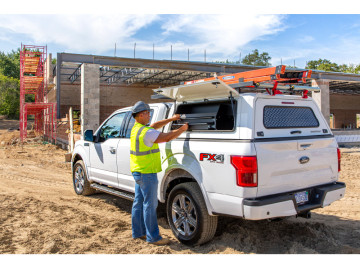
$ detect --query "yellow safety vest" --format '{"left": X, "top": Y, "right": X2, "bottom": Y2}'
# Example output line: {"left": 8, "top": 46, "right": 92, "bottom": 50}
{"left": 130, "top": 122, "right": 162, "bottom": 173}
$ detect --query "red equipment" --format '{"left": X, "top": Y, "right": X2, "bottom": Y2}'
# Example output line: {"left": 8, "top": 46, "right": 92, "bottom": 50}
{"left": 19, "top": 44, "right": 56, "bottom": 142}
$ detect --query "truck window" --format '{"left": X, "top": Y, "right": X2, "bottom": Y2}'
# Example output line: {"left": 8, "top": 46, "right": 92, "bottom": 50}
{"left": 171, "top": 100, "right": 236, "bottom": 131}
{"left": 98, "top": 112, "right": 126, "bottom": 142}
{"left": 263, "top": 106, "right": 319, "bottom": 129}
{"left": 124, "top": 109, "right": 154, "bottom": 138}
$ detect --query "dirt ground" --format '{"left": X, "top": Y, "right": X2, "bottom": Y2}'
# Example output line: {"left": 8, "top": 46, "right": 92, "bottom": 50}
{"left": 1, "top": 119, "right": 360, "bottom": 254}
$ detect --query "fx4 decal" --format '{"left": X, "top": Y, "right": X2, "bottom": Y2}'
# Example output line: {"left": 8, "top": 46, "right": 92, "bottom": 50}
{"left": 199, "top": 153, "right": 224, "bottom": 163}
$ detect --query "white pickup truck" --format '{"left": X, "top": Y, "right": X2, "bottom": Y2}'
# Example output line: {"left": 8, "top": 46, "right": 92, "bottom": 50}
{"left": 72, "top": 79, "right": 345, "bottom": 246}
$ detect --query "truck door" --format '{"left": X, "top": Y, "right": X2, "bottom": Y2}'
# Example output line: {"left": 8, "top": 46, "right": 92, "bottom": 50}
{"left": 116, "top": 108, "right": 158, "bottom": 192}
{"left": 88, "top": 112, "right": 126, "bottom": 187}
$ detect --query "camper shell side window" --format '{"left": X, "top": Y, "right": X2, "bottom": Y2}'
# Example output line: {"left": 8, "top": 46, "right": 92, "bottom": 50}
{"left": 171, "top": 99, "right": 237, "bottom": 131}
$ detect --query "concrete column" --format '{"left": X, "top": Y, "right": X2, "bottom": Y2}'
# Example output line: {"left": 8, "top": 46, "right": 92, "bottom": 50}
{"left": 81, "top": 63, "right": 100, "bottom": 135}
{"left": 311, "top": 79, "right": 330, "bottom": 126}
{"left": 45, "top": 53, "right": 52, "bottom": 85}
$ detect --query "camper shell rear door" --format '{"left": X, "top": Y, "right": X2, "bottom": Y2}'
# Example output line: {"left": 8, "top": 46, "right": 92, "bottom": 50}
{"left": 154, "top": 79, "right": 239, "bottom": 102}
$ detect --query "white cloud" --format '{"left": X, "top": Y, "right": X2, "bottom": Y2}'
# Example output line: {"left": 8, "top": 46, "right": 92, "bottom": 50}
{"left": 0, "top": 14, "right": 287, "bottom": 60}
{"left": 0, "top": 14, "right": 159, "bottom": 54}
{"left": 160, "top": 14, "right": 287, "bottom": 56}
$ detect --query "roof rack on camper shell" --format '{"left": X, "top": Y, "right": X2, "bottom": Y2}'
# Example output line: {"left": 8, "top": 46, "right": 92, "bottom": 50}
{"left": 152, "top": 65, "right": 320, "bottom": 100}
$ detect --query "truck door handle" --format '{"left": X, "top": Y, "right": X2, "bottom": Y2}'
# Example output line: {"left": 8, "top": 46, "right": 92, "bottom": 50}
{"left": 291, "top": 130, "right": 302, "bottom": 134}
{"left": 300, "top": 144, "right": 312, "bottom": 149}
{"left": 109, "top": 147, "right": 116, "bottom": 154}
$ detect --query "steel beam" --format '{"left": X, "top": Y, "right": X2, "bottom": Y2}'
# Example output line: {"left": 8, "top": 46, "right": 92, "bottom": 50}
{"left": 59, "top": 53, "right": 255, "bottom": 74}
{"left": 100, "top": 66, "right": 113, "bottom": 78}
{"left": 105, "top": 68, "right": 145, "bottom": 85}
{"left": 139, "top": 70, "right": 167, "bottom": 84}
{"left": 69, "top": 65, "right": 82, "bottom": 83}
{"left": 58, "top": 53, "right": 360, "bottom": 82}
{"left": 312, "top": 71, "right": 360, "bottom": 82}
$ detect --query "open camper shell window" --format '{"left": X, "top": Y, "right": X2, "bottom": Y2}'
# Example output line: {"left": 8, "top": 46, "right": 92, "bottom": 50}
{"left": 171, "top": 99, "right": 237, "bottom": 131}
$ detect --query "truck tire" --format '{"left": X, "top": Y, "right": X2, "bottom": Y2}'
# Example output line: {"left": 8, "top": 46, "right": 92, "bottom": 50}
{"left": 73, "top": 160, "right": 95, "bottom": 196}
{"left": 166, "top": 182, "right": 218, "bottom": 246}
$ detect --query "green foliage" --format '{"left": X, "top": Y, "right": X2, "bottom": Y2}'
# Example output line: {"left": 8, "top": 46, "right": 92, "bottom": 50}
{"left": 305, "top": 59, "right": 360, "bottom": 74}
{"left": 338, "top": 63, "right": 360, "bottom": 74}
{"left": 305, "top": 59, "right": 340, "bottom": 72}
{"left": 214, "top": 59, "right": 239, "bottom": 64}
{"left": 52, "top": 58, "right": 57, "bottom": 65}
{"left": 0, "top": 48, "right": 38, "bottom": 119}
{"left": 0, "top": 49, "right": 20, "bottom": 79}
{"left": 241, "top": 49, "right": 271, "bottom": 66}
{"left": 0, "top": 49, "right": 21, "bottom": 118}
{"left": 0, "top": 74, "right": 20, "bottom": 118}
{"left": 213, "top": 49, "right": 271, "bottom": 66}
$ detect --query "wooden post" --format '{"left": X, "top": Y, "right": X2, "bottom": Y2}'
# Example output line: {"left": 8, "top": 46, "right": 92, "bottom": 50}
{"left": 69, "top": 107, "right": 74, "bottom": 153}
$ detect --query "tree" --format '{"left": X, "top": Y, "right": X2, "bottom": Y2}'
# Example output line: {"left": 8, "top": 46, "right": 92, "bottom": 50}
{"left": 214, "top": 59, "right": 237, "bottom": 64}
{"left": 338, "top": 63, "right": 360, "bottom": 74}
{"left": 0, "top": 74, "right": 20, "bottom": 118}
{"left": 0, "top": 49, "right": 21, "bottom": 118}
{"left": 305, "top": 59, "right": 339, "bottom": 72}
{"left": 241, "top": 49, "right": 271, "bottom": 66}
{"left": 0, "top": 49, "right": 20, "bottom": 79}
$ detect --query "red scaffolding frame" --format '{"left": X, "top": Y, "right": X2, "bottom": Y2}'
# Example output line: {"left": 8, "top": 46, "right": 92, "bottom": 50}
{"left": 19, "top": 44, "right": 56, "bottom": 142}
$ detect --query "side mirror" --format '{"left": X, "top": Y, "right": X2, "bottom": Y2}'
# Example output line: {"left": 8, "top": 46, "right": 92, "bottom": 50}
{"left": 84, "top": 130, "right": 94, "bottom": 142}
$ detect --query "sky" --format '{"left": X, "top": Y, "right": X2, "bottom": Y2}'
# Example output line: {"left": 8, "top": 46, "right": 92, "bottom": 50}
{"left": 1, "top": 1, "right": 360, "bottom": 69}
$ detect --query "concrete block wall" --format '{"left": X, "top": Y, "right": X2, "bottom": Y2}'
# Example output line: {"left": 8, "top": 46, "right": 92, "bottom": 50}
{"left": 55, "top": 82, "right": 168, "bottom": 122}
{"left": 330, "top": 109, "right": 358, "bottom": 129}
{"left": 330, "top": 94, "right": 360, "bottom": 128}
{"left": 51, "top": 77, "right": 168, "bottom": 143}
{"left": 311, "top": 80, "right": 360, "bottom": 129}
{"left": 99, "top": 84, "right": 168, "bottom": 122}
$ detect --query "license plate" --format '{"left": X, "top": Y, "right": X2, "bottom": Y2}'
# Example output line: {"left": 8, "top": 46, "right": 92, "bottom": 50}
{"left": 295, "top": 191, "right": 309, "bottom": 205}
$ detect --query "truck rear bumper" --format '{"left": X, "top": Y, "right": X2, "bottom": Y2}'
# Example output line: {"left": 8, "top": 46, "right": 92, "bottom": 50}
{"left": 243, "top": 182, "right": 346, "bottom": 220}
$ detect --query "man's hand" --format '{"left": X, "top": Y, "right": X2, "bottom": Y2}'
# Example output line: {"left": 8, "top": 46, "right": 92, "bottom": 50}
{"left": 179, "top": 123, "right": 188, "bottom": 132}
{"left": 154, "top": 123, "right": 189, "bottom": 143}
{"left": 171, "top": 114, "right": 181, "bottom": 121}
{"left": 151, "top": 114, "right": 181, "bottom": 129}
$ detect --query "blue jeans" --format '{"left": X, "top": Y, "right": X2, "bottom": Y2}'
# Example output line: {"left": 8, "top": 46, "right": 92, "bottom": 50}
{"left": 131, "top": 172, "right": 162, "bottom": 243}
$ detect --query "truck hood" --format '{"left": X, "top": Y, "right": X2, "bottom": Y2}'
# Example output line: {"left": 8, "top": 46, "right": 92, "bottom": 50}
{"left": 153, "top": 79, "right": 239, "bottom": 102}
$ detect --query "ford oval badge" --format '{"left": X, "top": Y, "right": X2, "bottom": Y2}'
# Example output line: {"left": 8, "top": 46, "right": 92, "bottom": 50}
{"left": 299, "top": 156, "right": 310, "bottom": 164}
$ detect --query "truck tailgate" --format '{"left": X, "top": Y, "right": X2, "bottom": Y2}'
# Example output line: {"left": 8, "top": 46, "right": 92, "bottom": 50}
{"left": 255, "top": 138, "right": 338, "bottom": 197}
{"left": 254, "top": 96, "right": 339, "bottom": 197}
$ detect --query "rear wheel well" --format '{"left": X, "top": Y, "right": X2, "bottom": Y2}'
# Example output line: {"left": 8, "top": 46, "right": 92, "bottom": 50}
{"left": 164, "top": 169, "right": 197, "bottom": 200}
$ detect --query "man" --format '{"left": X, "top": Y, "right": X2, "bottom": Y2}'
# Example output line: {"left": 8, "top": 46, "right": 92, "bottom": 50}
{"left": 130, "top": 101, "right": 188, "bottom": 245}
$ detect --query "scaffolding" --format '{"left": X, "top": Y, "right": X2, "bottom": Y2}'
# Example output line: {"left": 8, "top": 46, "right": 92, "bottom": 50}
{"left": 19, "top": 44, "right": 56, "bottom": 142}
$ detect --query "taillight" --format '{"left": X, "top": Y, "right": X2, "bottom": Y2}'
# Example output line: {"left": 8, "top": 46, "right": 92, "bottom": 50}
{"left": 337, "top": 148, "right": 341, "bottom": 172}
{"left": 230, "top": 156, "right": 258, "bottom": 187}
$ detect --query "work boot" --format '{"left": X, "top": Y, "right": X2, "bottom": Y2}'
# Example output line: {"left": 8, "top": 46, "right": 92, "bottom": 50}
{"left": 151, "top": 238, "right": 170, "bottom": 245}
{"left": 133, "top": 235, "right": 146, "bottom": 240}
